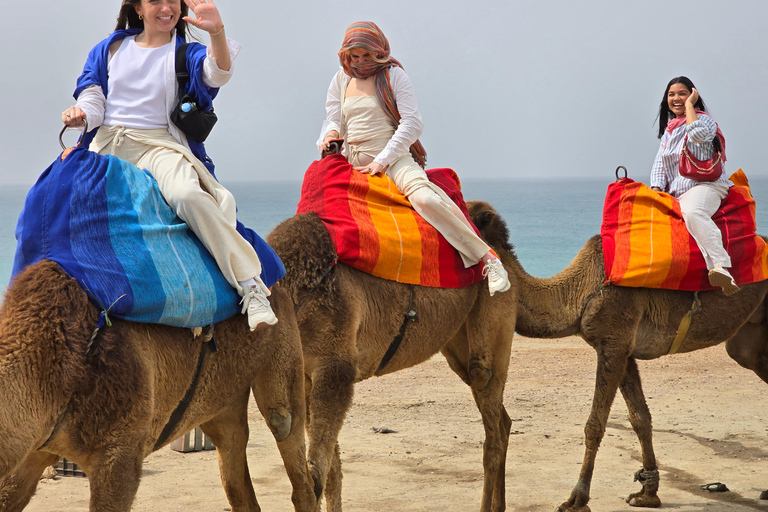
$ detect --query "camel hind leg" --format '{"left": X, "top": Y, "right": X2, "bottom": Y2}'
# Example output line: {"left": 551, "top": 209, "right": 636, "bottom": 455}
{"left": 250, "top": 312, "right": 318, "bottom": 512}
{"left": 442, "top": 309, "right": 514, "bottom": 512}
{"left": 619, "top": 357, "right": 661, "bottom": 508}
{"left": 725, "top": 303, "right": 768, "bottom": 384}
{"left": 0, "top": 451, "right": 60, "bottom": 512}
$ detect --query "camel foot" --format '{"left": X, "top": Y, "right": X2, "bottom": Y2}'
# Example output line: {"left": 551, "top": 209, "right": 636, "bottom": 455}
{"left": 556, "top": 498, "right": 590, "bottom": 512}
{"left": 626, "top": 491, "right": 661, "bottom": 508}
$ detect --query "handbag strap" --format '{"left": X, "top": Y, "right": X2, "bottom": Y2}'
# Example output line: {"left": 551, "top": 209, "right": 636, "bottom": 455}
{"left": 175, "top": 43, "right": 190, "bottom": 93}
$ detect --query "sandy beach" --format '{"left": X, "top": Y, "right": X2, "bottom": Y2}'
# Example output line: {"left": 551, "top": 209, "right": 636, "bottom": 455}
{"left": 22, "top": 335, "right": 768, "bottom": 512}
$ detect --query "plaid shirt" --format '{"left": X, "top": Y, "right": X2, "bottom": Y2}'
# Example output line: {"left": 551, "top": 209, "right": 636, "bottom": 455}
{"left": 650, "top": 114, "right": 731, "bottom": 197}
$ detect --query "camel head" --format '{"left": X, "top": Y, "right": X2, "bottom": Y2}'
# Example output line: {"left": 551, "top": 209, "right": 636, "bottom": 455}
{"left": 466, "top": 200, "right": 515, "bottom": 255}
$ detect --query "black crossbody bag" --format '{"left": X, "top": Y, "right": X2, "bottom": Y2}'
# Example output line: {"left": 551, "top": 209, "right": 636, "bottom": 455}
{"left": 170, "top": 43, "right": 218, "bottom": 143}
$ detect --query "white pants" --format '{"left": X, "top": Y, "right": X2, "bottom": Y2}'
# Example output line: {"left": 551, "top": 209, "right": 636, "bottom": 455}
{"left": 350, "top": 148, "right": 490, "bottom": 267}
{"left": 91, "top": 125, "right": 261, "bottom": 295}
{"left": 678, "top": 181, "right": 731, "bottom": 269}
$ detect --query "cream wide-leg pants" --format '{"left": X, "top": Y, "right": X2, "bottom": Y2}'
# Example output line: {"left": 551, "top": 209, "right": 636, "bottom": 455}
{"left": 90, "top": 125, "right": 261, "bottom": 295}
{"left": 678, "top": 181, "right": 732, "bottom": 270}
{"left": 348, "top": 142, "right": 490, "bottom": 268}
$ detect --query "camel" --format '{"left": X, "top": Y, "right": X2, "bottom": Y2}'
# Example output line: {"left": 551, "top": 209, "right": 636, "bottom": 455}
{"left": 0, "top": 260, "right": 317, "bottom": 512}
{"left": 266, "top": 208, "right": 518, "bottom": 512}
{"left": 463, "top": 200, "right": 768, "bottom": 512}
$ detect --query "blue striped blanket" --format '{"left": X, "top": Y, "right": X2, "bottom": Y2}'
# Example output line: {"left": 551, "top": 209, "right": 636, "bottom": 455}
{"left": 12, "top": 146, "right": 285, "bottom": 328}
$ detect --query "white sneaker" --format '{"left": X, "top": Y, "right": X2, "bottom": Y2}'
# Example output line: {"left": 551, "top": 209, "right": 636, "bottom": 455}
{"left": 708, "top": 267, "right": 740, "bottom": 296}
{"left": 240, "top": 285, "right": 277, "bottom": 330}
{"left": 482, "top": 258, "right": 510, "bottom": 296}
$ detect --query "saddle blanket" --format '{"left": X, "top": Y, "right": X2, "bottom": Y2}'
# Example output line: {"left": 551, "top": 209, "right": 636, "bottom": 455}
{"left": 12, "top": 146, "right": 285, "bottom": 328}
{"left": 296, "top": 155, "right": 485, "bottom": 287}
{"left": 601, "top": 170, "right": 768, "bottom": 290}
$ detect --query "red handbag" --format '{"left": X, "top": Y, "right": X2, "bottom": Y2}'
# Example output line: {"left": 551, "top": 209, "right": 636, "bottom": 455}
{"left": 679, "top": 134, "right": 723, "bottom": 181}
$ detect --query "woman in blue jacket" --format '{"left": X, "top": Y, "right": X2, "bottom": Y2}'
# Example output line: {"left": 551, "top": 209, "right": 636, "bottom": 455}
{"left": 62, "top": 0, "right": 276, "bottom": 329}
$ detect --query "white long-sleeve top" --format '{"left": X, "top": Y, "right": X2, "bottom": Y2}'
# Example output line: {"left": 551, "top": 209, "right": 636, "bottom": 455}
{"left": 650, "top": 113, "right": 731, "bottom": 198}
{"left": 76, "top": 29, "right": 240, "bottom": 148}
{"left": 316, "top": 67, "right": 424, "bottom": 167}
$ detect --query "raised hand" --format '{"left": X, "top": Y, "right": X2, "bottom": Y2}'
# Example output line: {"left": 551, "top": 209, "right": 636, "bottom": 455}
{"left": 686, "top": 87, "right": 699, "bottom": 107}
{"left": 183, "top": 0, "right": 224, "bottom": 34}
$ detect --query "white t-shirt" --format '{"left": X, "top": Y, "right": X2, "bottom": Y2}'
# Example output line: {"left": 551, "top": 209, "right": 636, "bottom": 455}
{"left": 104, "top": 36, "right": 170, "bottom": 129}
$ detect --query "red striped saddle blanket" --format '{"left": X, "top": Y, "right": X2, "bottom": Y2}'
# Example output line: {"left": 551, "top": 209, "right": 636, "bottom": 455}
{"left": 296, "top": 155, "right": 485, "bottom": 287}
{"left": 601, "top": 170, "right": 768, "bottom": 290}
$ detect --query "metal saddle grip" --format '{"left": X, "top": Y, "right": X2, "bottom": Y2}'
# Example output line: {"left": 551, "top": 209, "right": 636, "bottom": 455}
{"left": 60, "top": 119, "right": 89, "bottom": 160}
{"left": 321, "top": 138, "right": 344, "bottom": 159}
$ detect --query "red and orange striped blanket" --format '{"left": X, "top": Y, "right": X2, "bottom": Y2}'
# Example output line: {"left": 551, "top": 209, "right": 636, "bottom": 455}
{"left": 601, "top": 170, "right": 768, "bottom": 290}
{"left": 296, "top": 155, "right": 485, "bottom": 287}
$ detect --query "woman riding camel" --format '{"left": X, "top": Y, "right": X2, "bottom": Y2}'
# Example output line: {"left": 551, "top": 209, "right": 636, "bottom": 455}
{"left": 317, "top": 21, "right": 510, "bottom": 295}
{"left": 62, "top": 0, "right": 276, "bottom": 329}
{"left": 650, "top": 76, "right": 739, "bottom": 296}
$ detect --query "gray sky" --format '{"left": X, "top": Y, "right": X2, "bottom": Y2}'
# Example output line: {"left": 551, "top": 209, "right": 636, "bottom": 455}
{"left": 2, "top": 0, "right": 766, "bottom": 184}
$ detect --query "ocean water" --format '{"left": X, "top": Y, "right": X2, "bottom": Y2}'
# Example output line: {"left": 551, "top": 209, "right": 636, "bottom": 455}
{"left": 3, "top": 176, "right": 768, "bottom": 295}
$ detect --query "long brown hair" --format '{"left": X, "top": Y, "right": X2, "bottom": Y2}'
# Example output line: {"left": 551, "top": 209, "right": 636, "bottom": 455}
{"left": 114, "top": 0, "right": 189, "bottom": 40}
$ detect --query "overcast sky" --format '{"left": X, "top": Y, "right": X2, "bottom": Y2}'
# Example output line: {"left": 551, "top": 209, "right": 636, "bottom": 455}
{"left": 2, "top": 0, "right": 766, "bottom": 185}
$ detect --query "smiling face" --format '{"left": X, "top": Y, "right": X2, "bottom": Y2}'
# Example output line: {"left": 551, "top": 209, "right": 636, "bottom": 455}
{"left": 667, "top": 83, "right": 691, "bottom": 117}
{"left": 135, "top": 0, "right": 181, "bottom": 36}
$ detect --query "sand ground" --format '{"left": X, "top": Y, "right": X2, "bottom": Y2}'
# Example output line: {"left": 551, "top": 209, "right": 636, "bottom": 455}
{"left": 23, "top": 336, "right": 768, "bottom": 512}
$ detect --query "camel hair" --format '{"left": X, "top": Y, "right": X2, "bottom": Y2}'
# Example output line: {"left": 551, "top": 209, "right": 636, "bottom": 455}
{"left": 464, "top": 198, "right": 768, "bottom": 512}
{"left": 266, "top": 203, "right": 518, "bottom": 512}
{"left": 0, "top": 260, "right": 317, "bottom": 512}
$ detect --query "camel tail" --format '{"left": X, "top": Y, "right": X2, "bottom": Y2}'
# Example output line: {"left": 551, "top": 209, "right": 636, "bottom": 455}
{"left": 0, "top": 260, "right": 96, "bottom": 477}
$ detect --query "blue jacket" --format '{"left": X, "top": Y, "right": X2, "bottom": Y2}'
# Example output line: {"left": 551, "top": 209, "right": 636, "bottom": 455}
{"left": 74, "top": 29, "right": 218, "bottom": 172}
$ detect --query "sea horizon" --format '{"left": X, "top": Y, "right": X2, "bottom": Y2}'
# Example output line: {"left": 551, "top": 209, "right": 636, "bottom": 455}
{"left": 2, "top": 176, "right": 768, "bottom": 297}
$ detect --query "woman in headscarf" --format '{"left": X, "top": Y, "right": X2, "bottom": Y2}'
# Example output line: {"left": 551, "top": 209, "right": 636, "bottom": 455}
{"left": 317, "top": 21, "right": 510, "bottom": 295}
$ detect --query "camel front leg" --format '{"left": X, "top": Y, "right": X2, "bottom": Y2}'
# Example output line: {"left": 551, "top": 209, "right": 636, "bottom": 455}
{"left": 84, "top": 445, "right": 144, "bottom": 512}
{"left": 0, "top": 451, "right": 60, "bottom": 512}
{"left": 324, "top": 443, "right": 343, "bottom": 512}
{"left": 305, "top": 356, "right": 356, "bottom": 512}
{"left": 558, "top": 342, "right": 631, "bottom": 512}
{"left": 200, "top": 398, "right": 261, "bottom": 512}
{"left": 619, "top": 357, "right": 661, "bottom": 508}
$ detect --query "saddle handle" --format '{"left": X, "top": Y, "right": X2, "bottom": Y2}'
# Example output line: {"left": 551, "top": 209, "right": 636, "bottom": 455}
{"left": 59, "top": 120, "right": 89, "bottom": 151}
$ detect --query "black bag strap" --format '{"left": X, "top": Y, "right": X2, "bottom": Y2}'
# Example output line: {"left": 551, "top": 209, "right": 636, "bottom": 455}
{"left": 175, "top": 43, "right": 190, "bottom": 92}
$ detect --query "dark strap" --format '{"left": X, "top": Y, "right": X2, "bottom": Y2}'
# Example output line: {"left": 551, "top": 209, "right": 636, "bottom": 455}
{"left": 154, "top": 335, "right": 216, "bottom": 450}
{"left": 376, "top": 288, "right": 418, "bottom": 375}
{"left": 175, "top": 43, "right": 190, "bottom": 91}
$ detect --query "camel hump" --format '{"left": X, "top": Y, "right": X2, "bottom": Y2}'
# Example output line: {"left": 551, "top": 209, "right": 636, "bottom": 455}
{"left": 267, "top": 213, "right": 338, "bottom": 300}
